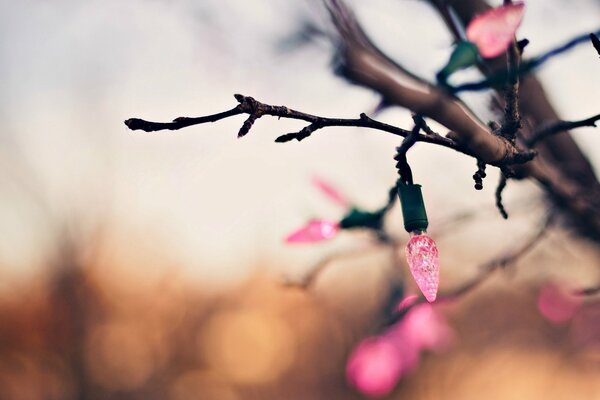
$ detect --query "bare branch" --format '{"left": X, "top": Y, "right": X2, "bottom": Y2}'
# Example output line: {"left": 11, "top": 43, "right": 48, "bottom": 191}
{"left": 443, "top": 212, "right": 554, "bottom": 300}
{"left": 431, "top": 0, "right": 600, "bottom": 242}
{"left": 125, "top": 94, "right": 535, "bottom": 167}
{"left": 323, "top": 0, "right": 530, "bottom": 165}
{"left": 125, "top": 106, "right": 242, "bottom": 132}
{"left": 500, "top": 40, "right": 522, "bottom": 139}
{"left": 495, "top": 173, "right": 509, "bottom": 219}
{"left": 591, "top": 33, "right": 600, "bottom": 57}
{"left": 526, "top": 113, "right": 600, "bottom": 147}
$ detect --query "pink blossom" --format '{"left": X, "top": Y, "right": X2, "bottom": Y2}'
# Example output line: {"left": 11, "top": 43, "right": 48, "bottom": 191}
{"left": 466, "top": 2, "right": 525, "bottom": 58}
{"left": 311, "top": 175, "right": 350, "bottom": 208}
{"left": 537, "top": 281, "right": 582, "bottom": 324}
{"left": 284, "top": 219, "right": 340, "bottom": 243}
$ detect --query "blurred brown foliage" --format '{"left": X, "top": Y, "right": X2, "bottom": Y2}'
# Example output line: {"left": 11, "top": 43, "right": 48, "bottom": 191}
{"left": 0, "top": 241, "right": 599, "bottom": 400}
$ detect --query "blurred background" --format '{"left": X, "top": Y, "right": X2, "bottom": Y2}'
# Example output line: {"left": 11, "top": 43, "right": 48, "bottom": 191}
{"left": 0, "top": 0, "right": 599, "bottom": 398}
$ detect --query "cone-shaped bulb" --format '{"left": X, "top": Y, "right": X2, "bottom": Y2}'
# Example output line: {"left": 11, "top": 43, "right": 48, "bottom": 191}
{"left": 466, "top": 2, "right": 525, "bottom": 58}
{"left": 405, "top": 232, "right": 439, "bottom": 302}
{"left": 285, "top": 219, "right": 340, "bottom": 244}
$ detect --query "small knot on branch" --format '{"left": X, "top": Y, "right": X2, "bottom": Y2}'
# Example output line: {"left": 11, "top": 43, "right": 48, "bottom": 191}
{"left": 233, "top": 94, "right": 266, "bottom": 138}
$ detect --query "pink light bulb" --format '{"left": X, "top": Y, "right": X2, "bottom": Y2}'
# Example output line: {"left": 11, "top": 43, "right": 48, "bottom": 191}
{"left": 346, "top": 336, "right": 405, "bottom": 398}
{"left": 311, "top": 175, "right": 351, "bottom": 208}
{"left": 285, "top": 219, "right": 340, "bottom": 244}
{"left": 466, "top": 2, "right": 525, "bottom": 58}
{"left": 537, "top": 281, "right": 582, "bottom": 324}
{"left": 405, "top": 232, "right": 439, "bottom": 302}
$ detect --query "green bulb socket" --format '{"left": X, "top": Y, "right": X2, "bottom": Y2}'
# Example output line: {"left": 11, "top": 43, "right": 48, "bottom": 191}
{"left": 339, "top": 208, "right": 383, "bottom": 231}
{"left": 436, "top": 40, "right": 479, "bottom": 83}
{"left": 397, "top": 182, "right": 429, "bottom": 233}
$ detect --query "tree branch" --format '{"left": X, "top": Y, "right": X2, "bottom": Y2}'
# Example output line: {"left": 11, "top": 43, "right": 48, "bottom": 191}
{"left": 323, "top": 0, "right": 531, "bottom": 165}
{"left": 125, "top": 94, "right": 535, "bottom": 167}
{"left": 430, "top": 0, "right": 600, "bottom": 242}
{"left": 526, "top": 113, "right": 600, "bottom": 147}
{"left": 125, "top": 106, "right": 242, "bottom": 132}
{"left": 500, "top": 40, "right": 523, "bottom": 139}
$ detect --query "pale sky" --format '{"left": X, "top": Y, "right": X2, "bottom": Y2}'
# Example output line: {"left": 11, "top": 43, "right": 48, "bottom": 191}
{"left": 0, "top": 0, "right": 599, "bottom": 290}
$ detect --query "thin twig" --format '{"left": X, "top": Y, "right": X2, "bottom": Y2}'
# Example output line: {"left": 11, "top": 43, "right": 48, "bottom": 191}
{"left": 526, "top": 113, "right": 600, "bottom": 147}
{"left": 591, "top": 33, "right": 600, "bottom": 57}
{"left": 451, "top": 28, "right": 600, "bottom": 93}
{"left": 125, "top": 94, "right": 535, "bottom": 168}
{"left": 575, "top": 286, "right": 600, "bottom": 296}
{"left": 394, "top": 115, "right": 425, "bottom": 183}
{"left": 125, "top": 106, "right": 242, "bottom": 132}
{"left": 495, "top": 173, "right": 509, "bottom": 219}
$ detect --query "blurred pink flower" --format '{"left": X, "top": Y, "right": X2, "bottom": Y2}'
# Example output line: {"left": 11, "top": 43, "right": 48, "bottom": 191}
{"left": 466, "top": 2, "right": 525, "bottom": 58}
{"left": 311, "top": 175, "right": 350, "bottom": 208}
{"left": 346, "top": 297, "right": 454, "bottom": 397}
{"left": 284, "top": 219, "right": 340, "bottom": 243}
{"left": 537, "top": 281, "right": 582, "bottom": 324}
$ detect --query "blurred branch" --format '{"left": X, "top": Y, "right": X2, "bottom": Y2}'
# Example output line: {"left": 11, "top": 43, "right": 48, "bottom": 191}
{"left": 500, "top": 39, "right": 523, "bottom": 140}
{"left": 386, "top": 212, "right": 555, "bottom": 326}
{"left": 576, "top": 286, "right": 600, "bottom": 296}
{"left": 323, "top": 0, "right": 532, "bottom": 165}
{"left": 429, "top": 0, "right": 600, "bottom": 242}
{"left": 495, "top": 173, "right": 509, "bottom": 219}
{"left": 443, "top": 211, "right": 555, "bottom": 300}
{"left": 526, "top": 113, "right": 600, "bottom": 147}
{"left": 591, "top": 33, "right": 600, "bottom": 57}
{"left": 450, "top": 29, "right": 600, "bottom": 93}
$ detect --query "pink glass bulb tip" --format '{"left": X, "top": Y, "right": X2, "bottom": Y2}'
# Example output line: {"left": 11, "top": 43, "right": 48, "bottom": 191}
{"left": 285, "top": 219, "right": 340, "bottom": 244}
{"left": 405, "top": 233, "right": 439, "bottom": 302}
{"left": 466, "top": 2, "right": 525, "bottom": 58}
{"left": 311, "top": 175, "right": 350, "bottom": 208}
